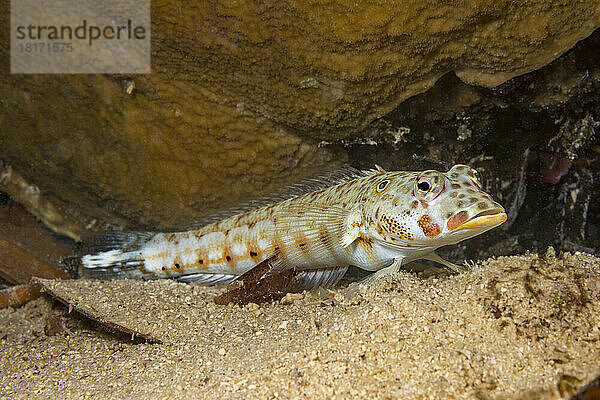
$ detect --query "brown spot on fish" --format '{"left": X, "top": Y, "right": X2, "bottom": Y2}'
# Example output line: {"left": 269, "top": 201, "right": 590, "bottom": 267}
{"left": 457, "top": 201, "right": 464, "bottom": 208}
{"left": 458, "top": 193, "right": 465, "bottom": 198}
{"left": 449, "top": 192, "right": 457, "bottom": 198}
{"left": 451, "top": 183, "right": 460, "bottom": 189}
{"left": 411, "top": 200, "right": 419, "bottom": 208}
{"left": 376, "top": 224, "right": 387, "bottom": 238}
{"left": 418, "top": 215, "right": 441, "bottom": 238}
{"left": 451, "top": 173, "right": 459, "bottom": 178}
{"left": 248, "top": 221, "right": 257, "bottom": 229}
{"left": 272, "top": 238, "right": 285, "bottom": 256}
{"left": 420, "top": 201, "right": 429, "bottom": 208}
{"left": 467, "top": 188, "right": 476, "bottom": 194}
{"left": 447, "top": 211, "right": 469, "bottom": 230}
{"left": 146, "top": 251, "right": 169, "bottom": 261}
{"left": 318, "top": 226, "right": 344, "bottom": 262}
{"left": 382, "top": 215, "right": 413, "bottom": 240}
{"left": 478, "top": 201, "right": 489, "bottom": 209}
{"left": 357, "top": 236, "right": 374, "bottom": 250}
{"left": 319, "top": 229, "right": 328, "bottom": 243}
{"left": 297, "top": 240, "right": 312, "bottom": 259}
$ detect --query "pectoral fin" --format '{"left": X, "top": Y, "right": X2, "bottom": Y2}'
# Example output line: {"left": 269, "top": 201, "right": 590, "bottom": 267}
{"left": 340, "top": 208, "right": 363, "bottom": 248}
{"left": 275, "top": 204, "right": 364, "bottom": 269}
{"left": 421, "top": 252, "right": 470, "bottom": 273}
{"left": 343, "top": 258, "right": 404, "bottom": 298}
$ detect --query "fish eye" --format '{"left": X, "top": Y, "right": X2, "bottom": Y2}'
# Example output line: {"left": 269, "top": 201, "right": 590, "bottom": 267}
{"left": 417, "top": 181, "right": 430, "bottom": 192}
{"left": 376, "top": 179, "right": 390, "bottom": 192}
{"left": 414, "top": 172, "right": 445, "bottom": 202}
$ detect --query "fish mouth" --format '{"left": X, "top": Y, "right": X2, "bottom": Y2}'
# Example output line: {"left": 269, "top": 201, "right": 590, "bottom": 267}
{"left": 454, "top": 208, "right": 507, "bottom": 231}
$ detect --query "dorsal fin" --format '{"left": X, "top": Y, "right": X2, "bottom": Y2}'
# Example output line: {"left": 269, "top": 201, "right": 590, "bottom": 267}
{"left": 172, "top": 166, "right": 367, "bottom": 231}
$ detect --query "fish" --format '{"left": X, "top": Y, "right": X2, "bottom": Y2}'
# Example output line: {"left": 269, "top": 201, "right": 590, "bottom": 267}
{"left": 64, "top": 164, "right": 507, "bottom": 290}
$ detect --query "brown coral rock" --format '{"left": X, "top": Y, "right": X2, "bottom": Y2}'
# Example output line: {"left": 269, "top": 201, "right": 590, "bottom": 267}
{"left": 0, "top": 1, "right": 598, "bottom": 231}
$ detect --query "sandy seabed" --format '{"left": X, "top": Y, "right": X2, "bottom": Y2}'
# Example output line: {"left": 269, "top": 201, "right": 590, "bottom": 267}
{"left": 1, "top": 250, "right": 599, "bottom": 399}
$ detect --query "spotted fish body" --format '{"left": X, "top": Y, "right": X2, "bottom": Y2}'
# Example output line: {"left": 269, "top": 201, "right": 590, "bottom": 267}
{"left": 73, "top": 165, "right": 507, "bottom": 288}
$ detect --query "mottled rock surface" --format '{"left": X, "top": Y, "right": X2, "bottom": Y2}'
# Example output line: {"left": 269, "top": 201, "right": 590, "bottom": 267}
{"left": 341, "top": 29, "right": 600, "bottom": 258}
{"left": 1, "top": 1, "right": 599, "bottom": 232}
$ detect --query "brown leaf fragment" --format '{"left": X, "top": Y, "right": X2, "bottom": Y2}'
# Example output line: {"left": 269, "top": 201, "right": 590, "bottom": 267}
{"left": 0, "top": 237, "right": 69, "bottom": 284}
{"left": 31, "top": 277, "right": 161, "bottom": 343}
{"left": 570, "top": 374, "right": 600, "bottom": 400}
{"left": 44, "top": 315, "right": 66, "bottom": 337}
{"left": 0, "top": 283, "right": 42, "bottom": 308}
{"left": 214, "top": 257, "right": 298, "bottom": 305}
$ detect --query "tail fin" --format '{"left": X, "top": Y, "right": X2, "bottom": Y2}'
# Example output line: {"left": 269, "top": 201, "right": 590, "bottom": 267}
{"left": 63, "top": 232, "right": 155, "bottom": 280}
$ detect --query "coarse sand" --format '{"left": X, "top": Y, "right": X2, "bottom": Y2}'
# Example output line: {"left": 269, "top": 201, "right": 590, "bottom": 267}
{"left": 1, "top": 250, "right": 599, "bottom": 399}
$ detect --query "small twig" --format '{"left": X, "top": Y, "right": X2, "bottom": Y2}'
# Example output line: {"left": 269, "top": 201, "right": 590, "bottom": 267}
{"left": 0, "top": 283, "right": 42, "bottom": 308}
{"left": 0, "top": 159, "right": 84, "bottom": 241}
{"left": 0, "top": 237, "right": 69, "bottom": 284}
{"left": 32, "top": 278, "right": 161, "bottom": 343}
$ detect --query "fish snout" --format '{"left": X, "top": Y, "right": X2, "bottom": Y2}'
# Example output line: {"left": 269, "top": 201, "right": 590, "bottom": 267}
{"left": 446, "top": 200, "right": 506, "bottom": 232}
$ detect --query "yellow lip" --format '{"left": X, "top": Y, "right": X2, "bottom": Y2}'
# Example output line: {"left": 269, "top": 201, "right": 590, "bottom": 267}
{"left": 455, "top": 212, "right": 507, "bottom": 230}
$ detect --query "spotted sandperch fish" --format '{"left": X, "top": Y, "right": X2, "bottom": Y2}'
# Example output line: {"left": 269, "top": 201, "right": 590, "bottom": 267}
{"left": 66, "top": 165, "right": 507, "bottom": 289}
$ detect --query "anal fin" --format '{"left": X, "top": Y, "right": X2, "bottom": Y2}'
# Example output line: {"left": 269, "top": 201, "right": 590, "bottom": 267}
{"left": 177, "top": 273, "right": 237, "bottom": 284}
{"left": 293, "top": 267, "right": 348, "bottom": 290}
